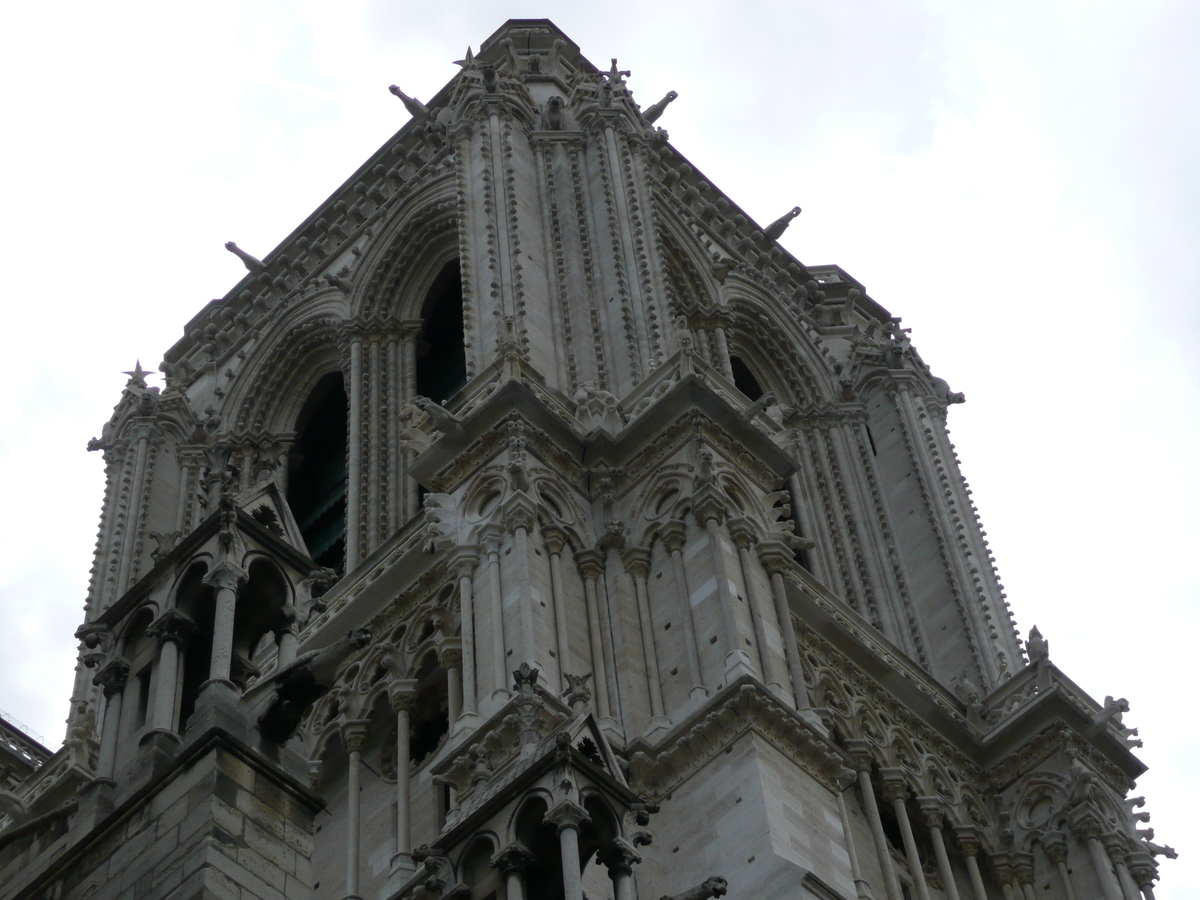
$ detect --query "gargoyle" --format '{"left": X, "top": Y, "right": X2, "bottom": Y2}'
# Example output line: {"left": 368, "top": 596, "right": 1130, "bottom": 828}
{"left": 763, "top": 206, "right": 801, "bottom": 240}
{"left": 414, "top": 396, "right": 464, "bottom": 436}
{"left": 0, "top": 774, "right": 30, "bottom": 827}
{"left": 642, "top": 90, "right": 678, "bottom": 124}
{"left": 256, "top": 628, "right": 371, "bottom": 743}
{"left": 659, "top": 876, "right": 728, "bottom": 900}
{"left": 225, "top": 241, "right": 265, "bottom": 274}
{"left": 388, "top": 85, "right": 430, "bottom": 121}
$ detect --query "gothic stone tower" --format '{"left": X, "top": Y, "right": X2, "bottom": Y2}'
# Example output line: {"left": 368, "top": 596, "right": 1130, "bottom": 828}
{"left": 0, "top": 19, "right": 1169, "bottom": 900}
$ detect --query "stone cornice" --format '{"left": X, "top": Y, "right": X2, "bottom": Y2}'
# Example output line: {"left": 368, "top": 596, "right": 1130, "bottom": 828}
{"left": 625, "top": 678, "right": 850, "bottom": 798}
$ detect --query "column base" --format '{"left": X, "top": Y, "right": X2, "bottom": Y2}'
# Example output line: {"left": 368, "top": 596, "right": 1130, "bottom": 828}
{"left": 689, "top": 685, "right": 710, "bottom": 701}
{"left": 185, "top": 680, "right": 248, "bottom": 742}
{"left": 138, "top": 728, "right": 183, "bottom": 750}
{"left": 451, "top": 711, "right": 483, "bottom": 738}
{"left": 645, "top": 716, "right": 672, "bottom": 741}
{"left": 722, "top": 650, "right": 756, "bottom": 685}
{"left": 599, "top": 716, "right": 624, "bottom": 746}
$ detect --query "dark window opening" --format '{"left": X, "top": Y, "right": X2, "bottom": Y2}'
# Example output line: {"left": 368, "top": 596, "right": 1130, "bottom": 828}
{"left": 415, "top": 262, "right": 467, "bottom": 405}
{"left": 730, "top": 356, "right": 765, "bottom": 402}
{"left": 177, "top": 562, "right": 215, "bottom": 730}
{"left": 288, "top": 373, "right": 348, "bottom": 577}
{"left": 230, "top": 560, "right": 288, "bottom": 689}
{"left": 408, "top": 654, "right": 450, "bottom": 766}
{"left": 515, "top": 797, "right": 566, "bottom": 900}
{"left": 134, "top": 665, "right": 152, "bottom": 729}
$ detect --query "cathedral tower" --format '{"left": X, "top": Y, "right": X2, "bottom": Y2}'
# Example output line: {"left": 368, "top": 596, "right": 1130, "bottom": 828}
{"left": 0, "top": 20, "right": 1169, "bottom": 900}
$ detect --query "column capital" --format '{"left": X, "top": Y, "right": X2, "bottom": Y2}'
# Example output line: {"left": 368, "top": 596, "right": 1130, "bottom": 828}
{"left": 989, "top": 851, "right": 1015, "bottom": 886}
{"left": 756, "top": 540, "right": 795, "bottom": 575}
{"left": 842, "top": 738, "right": 876, "bottom": 771}
{"left": 600, "top": 837, "right": 642, "bottom": 876}
{"left": 491, "top": 842, "right": 534, "bottom": 875}
{"left": 692, "top": 486, "right": 726, "bottom": 526}
{"left": 342, "top": 719, "right": 370, "bottom": 752}
{"left": 93, "top": 658, "right": 131, "bottom": 698}
{"left": 544, "top": 799, "right": 591, "bottom": 834}
{"left": 1013, "top": 851, "right": 1036, "bottom": 886}
{"left": 726, "top": 515, "right": 760, "bottom": 550}
{"left": 449, "top": 545, "right": 482, "bottom": 578}
{"left": 541, "top": 525, "right": 568, "bottom": 556}
{"left": 480, "top": 522, "right": 505, "bottom": 554}
{"left": 659, "top": 520, "right": 688, "bottom": 553}
{"left": 147, "top": 609, "right": 195, "bottom": 647}
{"left": 278, "top": 604, "right": 303, "bottom": 635}
{"left": 389, "top": 679, "right": 419, "bottom": 712}
{"left": 439, "top": 644, "right": 464, "bottom": 670}
{"left": 1069, "top": 807, "right": 1104, "bottom": 841}
{"left": 621, "top": 546, "right": 652, "bottom": 579}
{"left": 1101, "top": 833, "right": 1130, "bottom": 863}
{"left": 953, "top": 825, "right": 983, "bottom": 858}
{"left": 502, "top": 492, "right": 537, "bottom": 534}
{"left": 576, "top": 548, "right": 606, "bottom": 580}
{"left": 203, "top": 560, "right": 247, "bottom": 592}
{"left": 914, "top": 796, "right": 946, "bottom": 830}
{"left": 1127, "top": 851, "right": 1158, "bottom": 889}
{"left": 1042, "top": 830, "right": 1069, "bottom": 864}
{"left": 878, "top": 767, "right": 910, "bottom": 804}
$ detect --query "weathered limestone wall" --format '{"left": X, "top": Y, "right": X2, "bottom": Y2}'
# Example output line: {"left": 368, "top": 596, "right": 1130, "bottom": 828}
{"left": 642, "top": 734, "right": 855, "bottom": 900}
{"left": 1, "top": 739, "right": 318, "bottom": 900}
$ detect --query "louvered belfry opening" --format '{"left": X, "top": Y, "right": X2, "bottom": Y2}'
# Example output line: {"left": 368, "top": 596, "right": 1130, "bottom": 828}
{"left": 287, "top": 372, "right": 348, "bottom": 576}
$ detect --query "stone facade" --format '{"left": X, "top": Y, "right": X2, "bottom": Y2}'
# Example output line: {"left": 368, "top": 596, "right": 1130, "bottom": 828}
{"left": 0, "top": 18, "right": 1171, "bottom": 900}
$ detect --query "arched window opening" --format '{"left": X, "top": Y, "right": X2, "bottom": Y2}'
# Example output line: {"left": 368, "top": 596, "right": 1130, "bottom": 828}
{"left": 287, "top": 373, "right": 348, "bottom": 578}
{"left": 408, "top": 652, "right": 450, "bottom": 767}
{"left": 515, "top": 796, "right": 565, "bottom": 900}
{"left": 230, "top": 560, "right": 289, "bottom": 688}
{"left": 729, "top": 355, "right": 765, "bottom": 402}
{"left": 461, "top": 835, "right": 500, "bottom": 896}
{"left": 416, "top": 261, "right": 466, "bottom": 405}
{"left": 176, "top": 562, "right": 214, "bottom": 730}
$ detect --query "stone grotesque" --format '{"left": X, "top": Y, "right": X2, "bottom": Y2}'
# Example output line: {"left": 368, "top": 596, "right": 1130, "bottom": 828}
{"left": 414, "top": 396, "right": 464, "bottom": 437}
{"left": 256, "top": 628, "right": 372, "bottom": 743}
{"left": 642, "top": 90, "right": 678, "bottom": 123}
{"left": 542, "top": 96, "right": 565, "bottom": 130}
{"left": 1026, "top": 625, "right": 1048, "bottom": 663}
{"left": 763, "top": 206, "right": 801, "bottom": 241}
{"left": 388, "top": 84, "right": 430, "bottom": 121}
{"left": 659, "top": 876, "right": 728, "bottom": 900}
{"left": 573, "top": 381, "right": 624, "bottom": 433}
{"left": 224, "top": 241, "right": 265, "bottom": 274}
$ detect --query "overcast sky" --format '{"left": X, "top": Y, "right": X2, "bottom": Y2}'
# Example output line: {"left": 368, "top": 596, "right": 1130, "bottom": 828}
{"left": 1, "top": 1, "right": 1195, "bottom": 895}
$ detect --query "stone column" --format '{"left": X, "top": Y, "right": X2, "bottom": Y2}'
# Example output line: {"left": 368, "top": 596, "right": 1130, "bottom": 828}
{"left": 504, "top": 499, "right": 538, "bottom": 669}
{"left": 146, "top": 610, "right": 194, "bottom": 739}
{"left": 542, "top": 526, "right": 572, "bottom": 687}
{"left": 1104, "top": 836, "right": 1142, "bottom": 900}
{"left": 845, "top": 744, "right": 902, "bottom": 900}
{"left": 711, "top": 315, "right": 734, "bottom": 380}
{"left": 577, "top": 548, "right": 611, "bottom": 719}
{"left": 389, "top": 685, "right": 416, "bottom": 875}
{"left": 346, "top": 334, "right": 364, "bottom": 570}
{"left": 202, "top": 561, "right": 247, "bottom": 685}
{"left": 441, "top": 645, "right": 463, "bottom": 726}
{"left": 916, "top": 798, "right": 961, "bottom": 900}
{"left": 836, "top": 769, "right": 875, "bottom": 900}
{"left": 342, "top": 719, "right": 370, "bottom": 900}
{"left": 1073, "top": 814, "right": 1125, "bottom": 900}
{"left": 660, "top": 521, "right": 707, "bottom": 700}
{"left": 481, "top": 525, "right": 509, "bottom": 704}
{"left": 604, "top": 839, "right": 641, "bottom": 900}
{"left": 622, "top": 546, "right": 669, "bottom": 731}
{"left": 450, "top": 548, "right": 481, "bottom": 724}
{"left": 953, "top": 828, "right": 989, "bottom": 900}
{"left": 92, "top": 658, "right": 130, "bottom": 781}
{"left": 1042, "top": 832, "right": 1079, "bottom": 900}
{"left": 729, "top": 518, "right": 787, "bottom": 698}
{"left": 694, "top": 493, "right": 752, "bottom": 683}
{"left": 400, "top": 321, "right": 421, "bottom": 521}
{"left": 1013, "top": 852, "right": 1038, "bottom": 900}
{"left": 545, "top": 801, "right": 590, "bottom": 900}
{"left": 1127, "top": 852, "right": 1158, "bottom": 900}
{"left": 492, "top": 844, "right": 533, "bottom": 900}
{"left": 277, "top": 604, "right": 302, "bottom": 668}
{"left": 880, "top": 770, "right": 931, "bottom": 900}
{"left": 989, "top": 853, "right": 1019, "bottom": 900}
{"left": 758, "top": 541, "right": 813, "bottom": 710}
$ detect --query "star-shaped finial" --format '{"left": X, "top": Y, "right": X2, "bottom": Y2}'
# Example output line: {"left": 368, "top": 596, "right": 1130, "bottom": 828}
{"left": 453, "top": 47, "right": 475, "bottom": 68}
{"left": 123, "top": 360, "right": 149, "bottom": 388}
{"left": 606, "top": 58, "right": 631, "bottom": 83}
